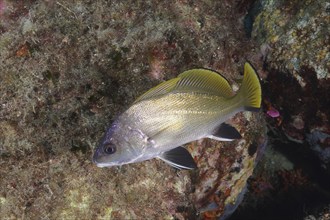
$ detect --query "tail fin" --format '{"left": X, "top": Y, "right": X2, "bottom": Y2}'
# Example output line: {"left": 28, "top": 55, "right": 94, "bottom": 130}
{"left": 238, "top": 62, "right": 262, "bottom": 112}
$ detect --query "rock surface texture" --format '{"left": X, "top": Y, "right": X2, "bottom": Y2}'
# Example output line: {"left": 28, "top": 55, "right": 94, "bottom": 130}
{"left": 0, "top": 1, "right": 265, "bottom": 219}
{"left": 1, "top": 0, "right": 328, "bottom": 219}
{"left": 230, "top": 1, "right": 329, "bottom": 219}
{"left": 253, "top": 0, "right": 329, "bottom": 172}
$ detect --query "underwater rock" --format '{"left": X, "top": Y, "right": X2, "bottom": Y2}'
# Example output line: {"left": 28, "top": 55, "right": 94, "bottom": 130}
{"left": 225, "top": 2, "right": 330, "bottom": 218}
{"left": 252, "top": 0, "right": 329, "bottom": 170}
{"left": 0, "top": 0, "right": 266, "bottom": 219}
{"left": 191, "top": 113, "right": 266, "bottom": 219}
{"left": 253, "top": 0, "right": 329, "bottom": 80}
{"left": 307, "top": 130, "right": 330, "bottom": 169}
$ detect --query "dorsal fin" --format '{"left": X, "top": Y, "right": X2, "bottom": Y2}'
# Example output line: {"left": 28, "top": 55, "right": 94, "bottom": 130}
{"left": 134, "top": 69, "right": 234, "bottom": 103}
{"left": 134, "top": 78, "right": 179, "bottom": 103}
{"left": 175, "top": 69, "right": 234, "bottom": 97}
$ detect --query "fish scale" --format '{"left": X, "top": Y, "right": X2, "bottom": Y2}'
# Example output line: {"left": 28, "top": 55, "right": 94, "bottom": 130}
{"left": 127, "top": 93, "right": 238, "bottom": 143}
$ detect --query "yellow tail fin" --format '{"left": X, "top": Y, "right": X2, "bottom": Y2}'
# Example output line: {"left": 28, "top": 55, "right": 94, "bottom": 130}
{"left": 239, "top": 62, "right": 262, "bottom": 111}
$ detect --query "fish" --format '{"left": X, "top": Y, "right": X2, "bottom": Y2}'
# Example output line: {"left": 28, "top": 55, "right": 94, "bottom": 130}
{"left": 93, "top": 62, "right": 262, "bottom": 169}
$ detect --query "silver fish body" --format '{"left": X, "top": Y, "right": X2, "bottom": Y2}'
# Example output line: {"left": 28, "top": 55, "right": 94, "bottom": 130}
{"left": 93, "top": 63, "right": 262, "bottom": 169}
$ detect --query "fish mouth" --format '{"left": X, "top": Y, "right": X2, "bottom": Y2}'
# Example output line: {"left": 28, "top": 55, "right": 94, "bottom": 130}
{"left": 92, "top": 154, "right": 116, "bottom": 167}
{"left": 94, "top": 162, "right": 112, "bottom": 168}
{"left": 92, "top": 147, "right": 126, "bottom": 167}
{"left": 92, "top": 148, "right": 109, "bottom": 167}
{"left": 92, "top": 143, "right": 142, "bottom": 167}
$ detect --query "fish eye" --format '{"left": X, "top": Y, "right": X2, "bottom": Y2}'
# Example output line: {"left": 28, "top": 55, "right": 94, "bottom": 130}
{"left": 103, "top": 143, "right": 116, "bottom": 154}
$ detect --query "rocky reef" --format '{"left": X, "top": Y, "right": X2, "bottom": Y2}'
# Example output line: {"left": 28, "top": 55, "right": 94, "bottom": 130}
{"left": 0, "top": 0, "right": 329, "bottom": 219}
{"left": 230, "top": 0, "right": 330, "bottom": 219}
{"left": 0, "top": 0, "right": 266, "bottom": 219}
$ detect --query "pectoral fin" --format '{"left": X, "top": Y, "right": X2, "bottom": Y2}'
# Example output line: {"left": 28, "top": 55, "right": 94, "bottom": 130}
{"left": 158, "top": 146, "right": 197, "bottom": 170}
{"left": 207, "top": 123, "right": 242, "bottom": 141}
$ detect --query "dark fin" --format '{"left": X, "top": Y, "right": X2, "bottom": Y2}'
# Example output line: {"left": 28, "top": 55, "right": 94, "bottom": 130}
{"left": 238, "top": 62, "right": 262, "bottom": 110}
{"left": 244, "top": 106, "right": 261, "bottom": 112}
{"left": 158, "top": 147, "right": 197, "bottom": 170}
{"left": 207, "top": 123, "right": 242, "bottom": 141}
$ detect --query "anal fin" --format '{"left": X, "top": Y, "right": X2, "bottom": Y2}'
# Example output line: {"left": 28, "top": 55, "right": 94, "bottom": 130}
{"left": 158, "top": 146, "right": 197, "bottom": 170}
{"left": 207, "top": 123, "right": 242, "bottom": 141}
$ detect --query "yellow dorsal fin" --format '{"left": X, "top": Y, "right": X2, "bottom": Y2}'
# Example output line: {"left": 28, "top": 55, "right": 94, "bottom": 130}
{"left": 134, "top": 69, "right": 234, "bottom": 104}
{"left": 175, "top": 69, "right": 234, "bottom": 97}
{"left": 134, "top": 78, "right": 180, "bottom": 103}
